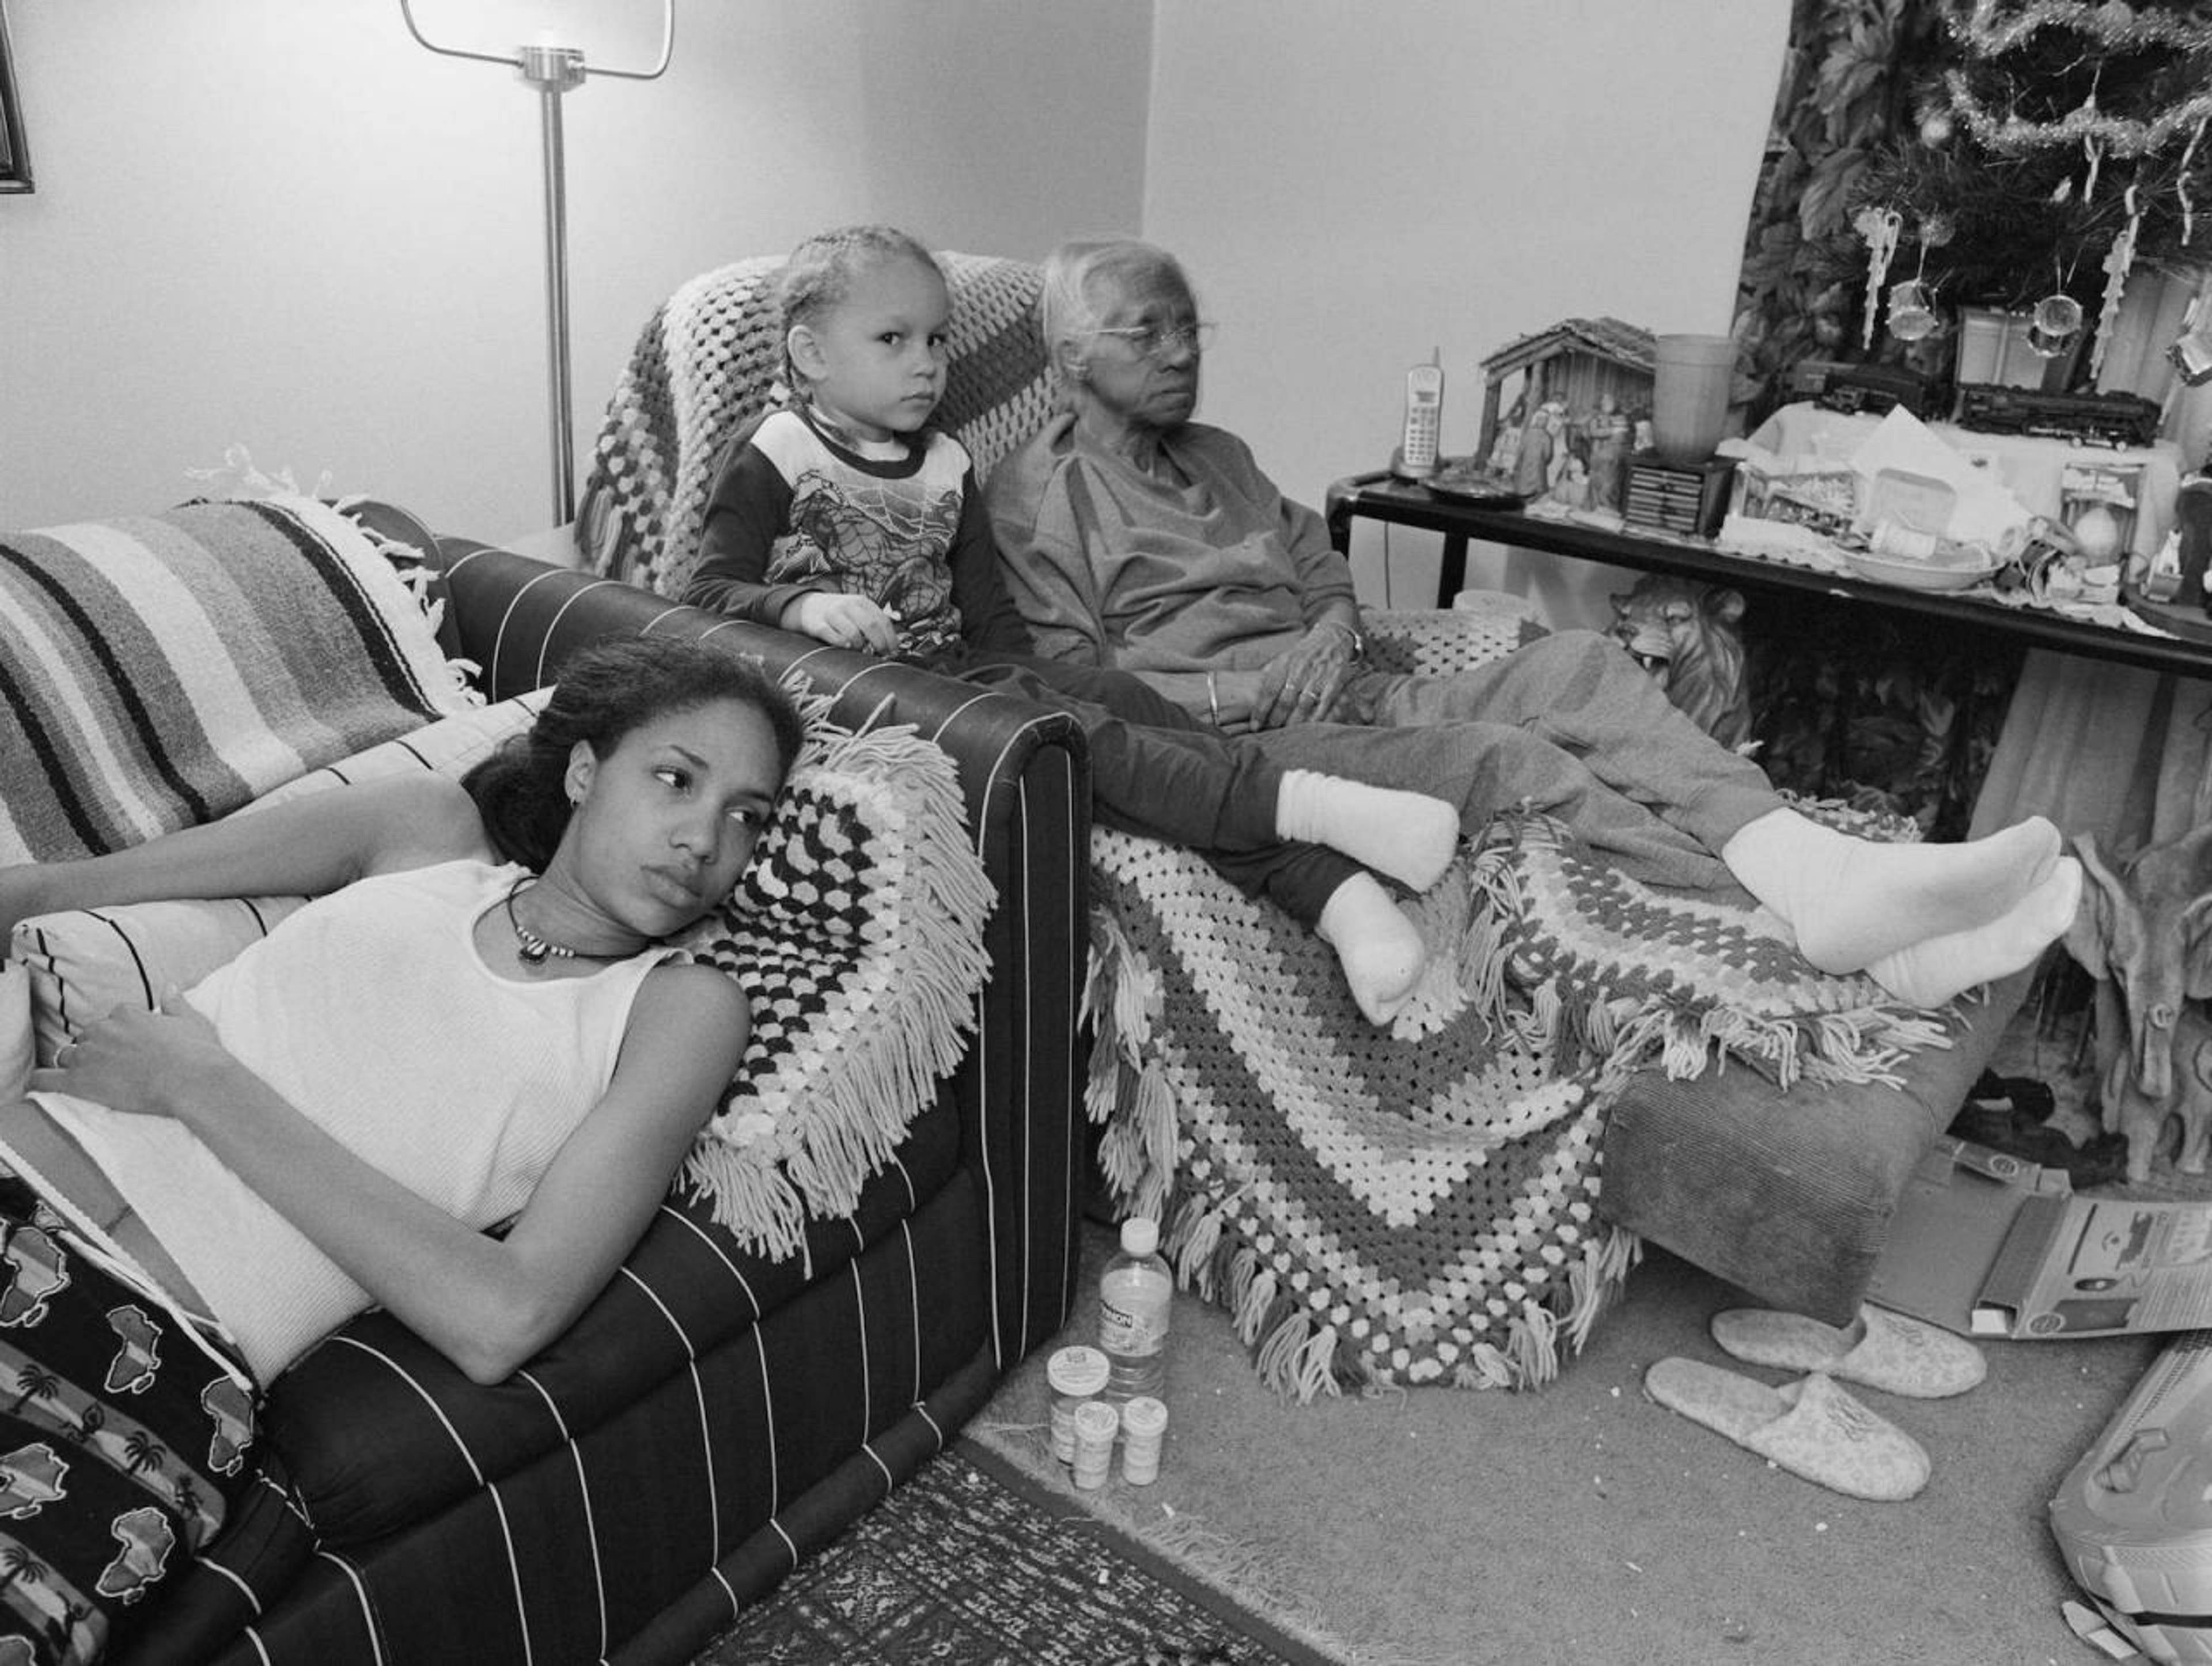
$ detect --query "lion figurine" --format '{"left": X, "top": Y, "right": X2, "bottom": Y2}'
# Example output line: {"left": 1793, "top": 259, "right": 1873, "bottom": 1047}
{"left": 1608, "top": 575, "right": 1753, "bottom": 749}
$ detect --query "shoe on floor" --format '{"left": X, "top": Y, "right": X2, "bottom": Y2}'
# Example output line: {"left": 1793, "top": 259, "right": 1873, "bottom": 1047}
{"left": 1708, "top": 1302, "right": 1986, "bottom": 1398}
{"left": 1645, "top": 1359, "right": 1930, "bottom": 1501}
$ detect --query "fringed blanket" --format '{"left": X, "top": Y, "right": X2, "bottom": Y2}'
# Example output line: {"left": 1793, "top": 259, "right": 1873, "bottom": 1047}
{"left": 674, "top": 700, "right": 997, "bottom": 1259}
{"left": 0, "top": 497, "right": 477, "bottom": 866}
{"left": 1086, "top": 816, "right": 1947, "bottom": 1398}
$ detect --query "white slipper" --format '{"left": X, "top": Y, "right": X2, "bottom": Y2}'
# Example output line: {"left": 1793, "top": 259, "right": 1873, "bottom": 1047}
{"left": 1645, "top": 1358, "right": 1930, "bottom": 1502}
{"left": 1709, "top": 1303, "right": 1986, "bottom": 1399}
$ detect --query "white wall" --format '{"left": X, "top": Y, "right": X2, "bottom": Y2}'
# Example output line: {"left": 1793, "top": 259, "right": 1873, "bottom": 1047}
{"left": 4, "top": 0, "right": 1791, "bottom": 596}
{"left": 0, "top": 0, "right": 1150, "bottom": 541}
{"left": 1143, "top": 0, "right": 1790, "bottom": 617}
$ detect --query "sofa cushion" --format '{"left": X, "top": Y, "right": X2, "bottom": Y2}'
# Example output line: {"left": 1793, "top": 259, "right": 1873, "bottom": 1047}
{"left": 0, "top": 496, "right": 478, "bottom": 865}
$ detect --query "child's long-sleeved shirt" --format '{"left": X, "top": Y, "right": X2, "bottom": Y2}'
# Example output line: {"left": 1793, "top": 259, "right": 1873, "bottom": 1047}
{"left": 687, "top": 406, "right": 1032, "bottom": 666}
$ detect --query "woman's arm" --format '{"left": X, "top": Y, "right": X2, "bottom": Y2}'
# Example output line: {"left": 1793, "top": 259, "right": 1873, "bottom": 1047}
{"left": 48, "top": 960, "right": 748, "bottom": 1384}
{"left": 0, "top": 775, "right": 490, "bottom": 941}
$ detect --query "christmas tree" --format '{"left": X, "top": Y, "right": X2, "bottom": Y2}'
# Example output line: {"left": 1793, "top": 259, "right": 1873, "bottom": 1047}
{"left": 1851, "top": 0, "right": 2212, "bottom": 380}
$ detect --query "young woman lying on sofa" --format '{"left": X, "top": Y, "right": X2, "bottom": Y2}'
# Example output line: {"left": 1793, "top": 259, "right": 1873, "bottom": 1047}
{"left": 0, "top": 636, "right": 801, "bottom": 1665}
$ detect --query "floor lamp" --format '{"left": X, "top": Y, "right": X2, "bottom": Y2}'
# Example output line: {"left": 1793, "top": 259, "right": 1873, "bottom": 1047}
{"left": 397, "top": 0, "right": 675, "bottom": 525}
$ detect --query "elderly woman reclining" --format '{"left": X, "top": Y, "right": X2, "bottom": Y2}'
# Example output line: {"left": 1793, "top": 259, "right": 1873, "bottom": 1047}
{"left": 984, "top": 237, "right": 2079, "bottom": 1011}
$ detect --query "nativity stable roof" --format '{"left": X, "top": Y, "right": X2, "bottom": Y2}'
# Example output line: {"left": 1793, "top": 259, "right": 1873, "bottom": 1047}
{"left": 1482, "top": 317, "right": 1657, "bottom": 377}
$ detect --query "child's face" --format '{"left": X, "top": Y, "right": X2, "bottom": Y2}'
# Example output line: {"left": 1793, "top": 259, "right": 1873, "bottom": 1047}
{"left": 794, "top": 254, "right": 951, "bottom": 443}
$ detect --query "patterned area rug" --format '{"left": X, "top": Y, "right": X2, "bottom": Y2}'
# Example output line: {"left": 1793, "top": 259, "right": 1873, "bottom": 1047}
{"left": 692, "top": 1442, "right": 1324, "bottom": 1666}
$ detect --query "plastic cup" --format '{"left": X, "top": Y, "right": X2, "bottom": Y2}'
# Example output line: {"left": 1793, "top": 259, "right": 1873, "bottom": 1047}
{"left": 1650, "top": 334, "right": 1738, "bottom": 465}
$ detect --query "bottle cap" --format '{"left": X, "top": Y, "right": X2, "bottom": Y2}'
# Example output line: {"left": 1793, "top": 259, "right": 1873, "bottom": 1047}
{"left": 1120, "top": 1395, "right": 1169, "bottom": 1438}
{"left": 1119, "top": 1216, "right": 1160, "bottom": 1258}
{"left": 1046, "top": 1345, "right": 1110, "bottom": 1396}
{"left": 1072, "top": 1399, "right": 1120, "bottom": 1442}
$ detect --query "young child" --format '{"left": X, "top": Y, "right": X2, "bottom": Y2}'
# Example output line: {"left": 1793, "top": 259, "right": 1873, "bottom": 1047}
{"left": 686, "top": 225, "right": 1456, "bottom": 1024}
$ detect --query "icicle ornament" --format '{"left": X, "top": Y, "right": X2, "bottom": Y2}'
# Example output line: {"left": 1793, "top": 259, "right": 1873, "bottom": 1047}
{"left": 1856, "top": 206, "right": 1904, "bottom": 350}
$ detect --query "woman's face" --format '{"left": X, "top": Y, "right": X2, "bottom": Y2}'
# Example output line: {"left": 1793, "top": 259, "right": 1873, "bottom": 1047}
{"left": 1073, "top": 271, "right": 1203, "bottom": 435}
{"left": 563, "top": 696, "right": 786, "bottom": 939}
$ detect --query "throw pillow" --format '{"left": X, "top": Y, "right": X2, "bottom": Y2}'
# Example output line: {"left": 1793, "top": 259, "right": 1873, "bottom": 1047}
{"left": 13, "top": 895, "right": 311, "bottom": 1067}
{"left": 0, "top": 495, "right": 479, "bottom": 866}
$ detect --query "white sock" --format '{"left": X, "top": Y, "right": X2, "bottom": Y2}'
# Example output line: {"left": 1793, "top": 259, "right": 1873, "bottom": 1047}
{"left": 1278, "top": 770, "right": 1458, "bottom": 893}
{"left": 1317, "top": 873, "right": 1426, "bottom": 1026}
{"left": 1720, "top": 809, "right": 2060, "bottom": 975}
{"left": 1861, "top": 857, "right": 2082, "bottom": 1008}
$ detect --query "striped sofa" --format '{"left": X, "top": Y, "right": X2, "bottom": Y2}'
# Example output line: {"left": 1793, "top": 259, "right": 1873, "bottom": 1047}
{"left": 76, "top": 506, "right": 1090, "bottom": 1663}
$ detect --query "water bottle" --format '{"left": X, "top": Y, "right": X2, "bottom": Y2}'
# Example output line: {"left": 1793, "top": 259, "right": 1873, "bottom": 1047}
{"left": 1097, "top": 1216, "right": 1172, "bottom": 1402}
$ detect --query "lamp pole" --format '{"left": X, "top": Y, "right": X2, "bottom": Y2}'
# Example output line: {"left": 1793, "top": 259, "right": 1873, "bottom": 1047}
{"left": 396, "top": 2, "right": 675, "bottom": 528}
{"left": 520, "top": 44, "right": 586, "bottom": 524}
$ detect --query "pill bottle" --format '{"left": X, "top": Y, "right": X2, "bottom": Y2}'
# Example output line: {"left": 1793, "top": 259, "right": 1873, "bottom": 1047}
{"left": 1071, "top": 1398, "right": 1119, "bottom": 1490}
{"left": 1120, "top": 1394, "right": 1168, "bottom": 1485}
{"left": 1046, "top": 1344, "right": 1110, "bottom": 1465}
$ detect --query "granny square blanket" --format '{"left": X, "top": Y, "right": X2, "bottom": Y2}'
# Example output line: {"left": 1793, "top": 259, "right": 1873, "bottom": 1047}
{"left": 1088, "top": 815, "right": 1950, "bottom": 1397}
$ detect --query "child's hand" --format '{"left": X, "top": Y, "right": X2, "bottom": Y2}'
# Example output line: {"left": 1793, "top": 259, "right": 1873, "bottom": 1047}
{"left": 787, "top": 593, "right": 900, "bottom": 656}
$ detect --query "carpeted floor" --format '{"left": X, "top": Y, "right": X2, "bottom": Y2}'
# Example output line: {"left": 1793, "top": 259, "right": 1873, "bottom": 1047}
{"left": 960, "top": 985, "right": 2202, "bottom": 1666}
{"left": 692, "top": 1441, "right": 1328, "bottom": 1665}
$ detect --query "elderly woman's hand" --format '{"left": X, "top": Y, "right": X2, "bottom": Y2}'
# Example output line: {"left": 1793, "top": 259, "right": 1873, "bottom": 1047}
{"left": 1252, "top": 627, "right": 1360, "bottom": 729}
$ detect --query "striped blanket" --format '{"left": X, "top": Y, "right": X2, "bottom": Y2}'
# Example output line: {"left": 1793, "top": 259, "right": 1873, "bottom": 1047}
{"left": 0, "top": 497, "right": 477, "bottom": 865}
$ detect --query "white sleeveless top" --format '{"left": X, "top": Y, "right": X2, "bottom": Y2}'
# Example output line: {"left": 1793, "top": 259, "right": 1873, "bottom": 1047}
{"left": 34, "top": 859, "right": 668, "bottom": 1383}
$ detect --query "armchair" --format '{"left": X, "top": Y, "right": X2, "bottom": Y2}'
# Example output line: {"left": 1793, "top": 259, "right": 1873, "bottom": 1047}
{"left": 578, "top": 251, "right": 2027, "bottom": 1397}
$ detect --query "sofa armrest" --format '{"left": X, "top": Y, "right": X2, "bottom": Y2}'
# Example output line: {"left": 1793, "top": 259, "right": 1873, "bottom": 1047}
{"left": 432, "top": 540, "right": 1089, "bottom": 1364}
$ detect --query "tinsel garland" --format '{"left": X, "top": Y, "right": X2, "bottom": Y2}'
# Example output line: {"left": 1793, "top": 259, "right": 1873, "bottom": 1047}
{"left": 1951, "top": 0, "right": 2212, "bottom": 58}
{"left": 1946, "top": 70, "right": 2212, "bottom": 161}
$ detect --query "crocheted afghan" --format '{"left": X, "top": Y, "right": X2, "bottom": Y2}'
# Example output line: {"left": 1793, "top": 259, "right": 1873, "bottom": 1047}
{"left": 577, "top": 251, "right": 1055, "bottom": 600}
{"left": 673, "top": 692, "right": 996, "bottom": 1261}
{"left": 1086, "top": 816, "right": 1951, "bottom": 1399}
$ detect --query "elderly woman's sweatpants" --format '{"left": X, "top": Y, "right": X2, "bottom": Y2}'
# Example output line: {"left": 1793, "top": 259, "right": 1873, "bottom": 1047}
{"left": 958, "top": 656, "right": 1360, "bottom": 923}
{"left": 1241, "top": 629, "right": 1784, "bottom": 893}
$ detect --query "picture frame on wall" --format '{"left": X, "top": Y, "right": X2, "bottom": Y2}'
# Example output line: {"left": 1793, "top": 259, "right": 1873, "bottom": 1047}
{"left": 0, "top": 0, "right": 31, "bottom": 195}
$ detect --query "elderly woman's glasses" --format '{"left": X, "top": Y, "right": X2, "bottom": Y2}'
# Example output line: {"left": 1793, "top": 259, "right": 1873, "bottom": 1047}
{"left": 1093, "top": 320, "right": 1217, "bottom": 359}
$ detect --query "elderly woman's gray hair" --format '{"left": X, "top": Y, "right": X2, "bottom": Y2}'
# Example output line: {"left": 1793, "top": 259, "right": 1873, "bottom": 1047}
{"left": 1037, "top": 240, "right": 1196, "bottom": 358}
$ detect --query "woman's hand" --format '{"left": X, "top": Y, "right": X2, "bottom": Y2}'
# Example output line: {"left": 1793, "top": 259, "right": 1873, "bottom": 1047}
{"left": 29, "top": 988, "right": 240, "bottom": 1119}
{"left": 786, "top": 593, "right": 900, "bottom": 656}
{"left": 1252, "top": 627, "right": 1360, "bottom": 729}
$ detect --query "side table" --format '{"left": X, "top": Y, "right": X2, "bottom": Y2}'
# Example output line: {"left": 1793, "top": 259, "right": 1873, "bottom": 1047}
{"left": 1324, "top": 472, "right": 2212, "bottom": 850}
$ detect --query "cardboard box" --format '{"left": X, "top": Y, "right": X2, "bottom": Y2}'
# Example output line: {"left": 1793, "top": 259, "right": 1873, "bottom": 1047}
{"left": 1869, "top": 1137, "right": 2212, "bottom": 1339}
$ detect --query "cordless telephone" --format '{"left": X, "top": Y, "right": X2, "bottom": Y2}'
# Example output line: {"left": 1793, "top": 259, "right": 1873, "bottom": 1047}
{"left": 1395, "top": 349, "right": 1444, "bottom": 479}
